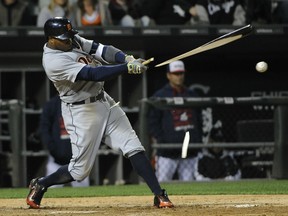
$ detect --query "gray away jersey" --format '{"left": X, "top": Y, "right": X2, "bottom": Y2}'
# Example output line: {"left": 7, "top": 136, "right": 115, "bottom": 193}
{"left": 43, "top": 35, "right": 104, "bottom": 104}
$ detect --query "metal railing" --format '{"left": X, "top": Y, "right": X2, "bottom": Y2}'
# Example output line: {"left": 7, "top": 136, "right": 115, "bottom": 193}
{"left": 0, "top": 99, "right": 24, "bottom": 187}
{"left": 138, "top": 96, "right": 288, "bottom": 179}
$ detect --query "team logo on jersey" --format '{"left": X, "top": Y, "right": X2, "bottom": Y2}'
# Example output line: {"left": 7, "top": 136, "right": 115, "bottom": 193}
{"left": 78, "top": 56, "right": 93, "bottom": 65}
{"left": 78, "top": 56, "right": 101, "bottom": 67}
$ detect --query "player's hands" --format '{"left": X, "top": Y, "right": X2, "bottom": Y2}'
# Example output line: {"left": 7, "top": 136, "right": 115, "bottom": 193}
{"left": 127, "top": 59, "right": 147, "bottom": 74}
{"left": 125, "top": 55, "right": 135, "bottom": 63}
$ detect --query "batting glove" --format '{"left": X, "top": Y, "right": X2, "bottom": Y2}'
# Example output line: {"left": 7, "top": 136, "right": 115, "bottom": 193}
{"left": 125, "top": 55, "right": 135, "bottom": 63}
{"left": 127, "top": 59, "right": 147, "bottom": 74}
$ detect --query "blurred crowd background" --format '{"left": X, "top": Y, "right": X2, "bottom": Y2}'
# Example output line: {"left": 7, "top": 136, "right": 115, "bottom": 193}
{"left": 1, "top": 0, "right": 288, "bottom": 28}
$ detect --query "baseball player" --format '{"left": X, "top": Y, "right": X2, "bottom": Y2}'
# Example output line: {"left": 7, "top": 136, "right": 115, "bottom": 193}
{"left": 26, "top": 17, "right": 173, "bottom": 209}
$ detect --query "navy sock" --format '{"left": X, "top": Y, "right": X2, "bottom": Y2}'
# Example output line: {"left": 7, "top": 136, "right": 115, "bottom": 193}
{"left": 129, "top": 151, "right": 162, "bottom": 195}
{"left": 38, "top": 164, "right": 74, "bottom": 188}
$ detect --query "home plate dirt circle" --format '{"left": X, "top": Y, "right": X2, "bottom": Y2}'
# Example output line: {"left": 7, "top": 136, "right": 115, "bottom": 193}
{"left": 0, "top": 195, "right": 288, "bottom": 216}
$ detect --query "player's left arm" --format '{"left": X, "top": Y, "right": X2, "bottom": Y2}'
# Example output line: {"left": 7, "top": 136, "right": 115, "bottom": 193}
{"left": 90, "top": 42, "right": 135, "bottom": 64}
{"left": 75, "top": 35, "right": 134, "bottom": 64}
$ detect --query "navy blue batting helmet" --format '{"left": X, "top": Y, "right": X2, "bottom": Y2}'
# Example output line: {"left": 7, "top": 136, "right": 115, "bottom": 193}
{"left": 44, "top": 17, "right": 78, "bottom": 40}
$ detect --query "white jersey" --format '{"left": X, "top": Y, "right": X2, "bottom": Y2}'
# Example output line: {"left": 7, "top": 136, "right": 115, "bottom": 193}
{"left": 43, "top": 35, "right": 104, "bottom": 103}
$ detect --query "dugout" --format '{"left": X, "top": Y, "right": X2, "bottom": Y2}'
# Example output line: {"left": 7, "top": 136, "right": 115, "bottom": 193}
{"left": 139, "top": 96, "right": 288, "bottom": 179}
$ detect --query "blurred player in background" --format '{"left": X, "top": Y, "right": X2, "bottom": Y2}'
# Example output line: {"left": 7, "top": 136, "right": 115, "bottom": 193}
{"left": 148, "top": 60, "right": 202, "bottom": 182}
{"left": 193, "top": 122, "right": 241, "bottom": 181}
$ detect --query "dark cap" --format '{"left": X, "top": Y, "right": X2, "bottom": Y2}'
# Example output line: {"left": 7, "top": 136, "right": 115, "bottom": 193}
{"left": 44, "top": 17, "right": 78, "bottom": 40}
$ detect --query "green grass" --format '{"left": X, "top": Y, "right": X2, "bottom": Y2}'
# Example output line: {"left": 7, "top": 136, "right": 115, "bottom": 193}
{"left": 1, "top": 179, "right": 288, "bottom": 199}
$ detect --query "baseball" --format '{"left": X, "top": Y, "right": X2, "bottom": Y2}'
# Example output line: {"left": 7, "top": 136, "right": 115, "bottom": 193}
{"left": 256, "top": 61, "right": 268, "bottom": 73}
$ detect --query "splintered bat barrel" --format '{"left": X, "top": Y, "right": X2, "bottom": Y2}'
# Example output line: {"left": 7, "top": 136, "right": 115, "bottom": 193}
{"left": 155, "top": 24, "right": 254, "bottom": 67}
{"left": 181, "top": 131, "right": 190, "bottom": 159}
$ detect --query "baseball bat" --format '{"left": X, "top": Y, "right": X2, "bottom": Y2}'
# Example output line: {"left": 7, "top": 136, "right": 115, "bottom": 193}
{"left": 155, "top": 24, "right": 253, "bottom": 67}
{"left": 143, "top": 57, "right": 154, "bottom": 65}
{"left": 181, "top": 131, "right": 190, "bottom": 159}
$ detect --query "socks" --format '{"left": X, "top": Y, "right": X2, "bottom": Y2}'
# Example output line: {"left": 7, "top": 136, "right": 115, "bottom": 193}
{"left": 129, "top": 151, "right": 162, "bottom": 195}
{"left": 37, "top": 152, "right": 163, "bottom": 196}
{"left": 38, "top": 164, "right": 74, "bottom": 188}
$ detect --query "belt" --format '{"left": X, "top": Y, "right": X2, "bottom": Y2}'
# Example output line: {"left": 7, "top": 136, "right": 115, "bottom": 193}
{"left": 70, "top": 91, "right": 104, "bottom": 105}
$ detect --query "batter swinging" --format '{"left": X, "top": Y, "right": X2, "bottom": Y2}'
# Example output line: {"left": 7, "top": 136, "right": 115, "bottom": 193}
{"left": 26, "top": 17, "right": 173, "bottom": 209}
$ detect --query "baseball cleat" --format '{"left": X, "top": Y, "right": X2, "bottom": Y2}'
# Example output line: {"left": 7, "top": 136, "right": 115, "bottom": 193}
{"left": 154, "top": 189, "right": 174, "bottom": 208}
{"left": 26, "top": 177, "right": 47, "bottom": 209}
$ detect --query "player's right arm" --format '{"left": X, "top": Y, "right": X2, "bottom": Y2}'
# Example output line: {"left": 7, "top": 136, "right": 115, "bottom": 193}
{"left": 76, "top": 63, "right": 128, "bottom": 81}
{"left": 76, "top": 58, "right": 147, "bottom": 81}
{"left": 45, "top": 54, "right": 147, "bottom": 84}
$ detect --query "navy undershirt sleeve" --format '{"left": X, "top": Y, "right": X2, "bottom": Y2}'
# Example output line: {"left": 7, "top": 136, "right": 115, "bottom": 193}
{"left": 115, "top": 51, "right": 126, "bottom": 63}
{"left": 89, "top": 42, "right": 98, "bottom": 54}
{"left": 76, "top": 64, "right": 128, "bottom": 81}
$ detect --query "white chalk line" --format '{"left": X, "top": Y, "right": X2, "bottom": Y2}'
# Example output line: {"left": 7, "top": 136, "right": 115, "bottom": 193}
{"left": 49, "top": 210, "right": 101, "bottom": 214}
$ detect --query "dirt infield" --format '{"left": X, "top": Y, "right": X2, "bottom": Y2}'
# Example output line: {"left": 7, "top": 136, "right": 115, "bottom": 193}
{"left": 0, "top": 195, "right": 288, "bottom": 216}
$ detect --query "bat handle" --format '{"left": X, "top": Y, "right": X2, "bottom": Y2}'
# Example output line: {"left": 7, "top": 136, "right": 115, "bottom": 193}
{"left": 143, "top": 57, "right": 154, "bottom": 65}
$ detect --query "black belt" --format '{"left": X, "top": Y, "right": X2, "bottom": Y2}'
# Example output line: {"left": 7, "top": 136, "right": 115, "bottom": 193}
{"left": 70, "top": 91, "right": 104, "bottom": 105}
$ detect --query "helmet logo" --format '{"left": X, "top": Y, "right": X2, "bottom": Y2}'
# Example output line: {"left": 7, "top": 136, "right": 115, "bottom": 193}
{"left": 67, "top": 24, "right": 72, "bottom": 31}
